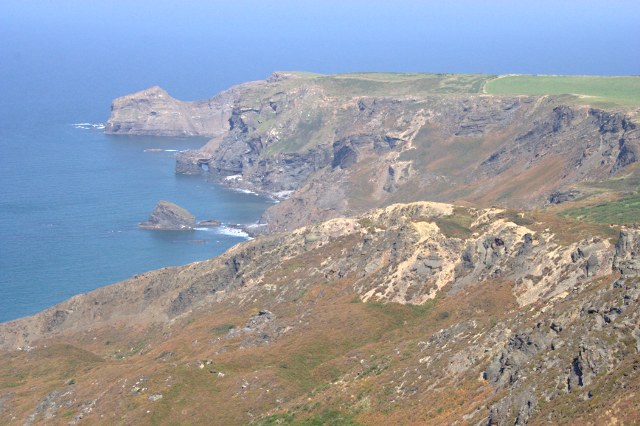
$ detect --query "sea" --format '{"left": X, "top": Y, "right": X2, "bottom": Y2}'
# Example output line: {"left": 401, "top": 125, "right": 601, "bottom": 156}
{"left": 0, "top": 122, "right": 273, "bottom": 322}
{"left": 1, "top": 1, "right": 637, "bottom": 322}
{"left": 0, "top": 5, "right": 281, "bottom": 323}
{"left": 0, "top": 111, "right": 277, "bottom": 323}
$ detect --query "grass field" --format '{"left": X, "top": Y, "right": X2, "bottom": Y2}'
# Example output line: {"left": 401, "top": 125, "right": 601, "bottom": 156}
{"left": 556, "top": 166, "right": 640, "bottom": 225}
{"left": 281, "top": 72, "right": 640, "bottom": 109}
{"left": 484, "top": 75, "right": 640, "bottom": 109}
{"left": 278, "top": 71, "right": 493, "bottom": 97}
{"left": 560, "top": 191, "right": 640, "bottom": 224}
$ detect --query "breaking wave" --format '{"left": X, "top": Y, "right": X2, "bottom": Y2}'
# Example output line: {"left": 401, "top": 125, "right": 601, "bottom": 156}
{"left": 216, "top": 226, "right": 250, "bottom": 239}
{"left": 72, "top": 122, "right": 106, "bottom": 130}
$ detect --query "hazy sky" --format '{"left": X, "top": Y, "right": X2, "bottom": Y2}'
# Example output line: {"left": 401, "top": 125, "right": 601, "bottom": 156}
{"left": 1, "top": 0, "right": 638, "bottom": 100}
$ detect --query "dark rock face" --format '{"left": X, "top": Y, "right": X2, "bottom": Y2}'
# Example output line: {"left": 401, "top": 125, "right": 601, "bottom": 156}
{"left": 613, "top": 137, "right": 638, "bottom": 173}
{"left": 332, "top": 140, "right": 358, "bottom": 169}
{"left": 175, "top": 151, "right": 213, "bottom": 175}
{"left": 139, "top": 200, "right": 196, "bottom": 231}
{"left": 614, "top": 229, "right": 640, "bottom": 276}
{"left": 590, "top": 108, "right": 636, "bottom": 134}
{"left": 548, "top": 190, "right": 581, "bottom": 204}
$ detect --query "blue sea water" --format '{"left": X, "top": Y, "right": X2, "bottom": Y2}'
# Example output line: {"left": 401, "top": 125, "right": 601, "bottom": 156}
{"left": 1, "top": 1, "right": 638, "bottom": 322}
{"left": 0, "top": 121, "right": 274, "bottom": 323}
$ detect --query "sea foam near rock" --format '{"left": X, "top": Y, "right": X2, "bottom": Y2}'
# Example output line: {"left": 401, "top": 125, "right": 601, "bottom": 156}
{"left": 230, "top": 188, "right": 259, "bottom": 196}
{"left": 216, "top": 226, "right": 250, "bottom": 239}
{"left": 72, "top": 122, "right": 106, "bottom": 130}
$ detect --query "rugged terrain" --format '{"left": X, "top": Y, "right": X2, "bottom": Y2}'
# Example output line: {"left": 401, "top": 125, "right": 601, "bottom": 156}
{"left": 1, "top": 202, "right": 640, "bottom": 424}
{"left": 2, "top": 72, "right": 640, "bottom": 425}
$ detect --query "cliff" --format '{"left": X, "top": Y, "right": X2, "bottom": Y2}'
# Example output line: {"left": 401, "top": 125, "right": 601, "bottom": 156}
{"left": 106, "top": 73, "right": 640, "bottom": 234}
{"left": 1, "top": 202, "right": 639, "bottom": 424}
{"left": 105, "top": 85, "right": 233, "bottom": 137}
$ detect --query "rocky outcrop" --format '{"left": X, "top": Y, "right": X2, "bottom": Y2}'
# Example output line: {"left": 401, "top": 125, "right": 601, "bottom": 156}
{"left": 104, "top": 83, "right": 252, "bottom": 137}
{"left": 614, "top": 228, "right": 640, "bottom": 276}
{"left": 197, "top": 219, "right": 221, "bottom": 228}
{"left": 139, "top": 200, "right": 195, "bottom": 231}
{"left": 548, "top": 189, "right": 582, "bottom": 204}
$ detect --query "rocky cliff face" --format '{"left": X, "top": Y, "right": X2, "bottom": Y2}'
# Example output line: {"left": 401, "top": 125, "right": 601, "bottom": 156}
{"left": 105, "top": 85, "right": 234, "bottom": 137}
{"left": 106, "top": 73, "right": 639, "bottom": 234}
{"left": 0, "top": 202, "right": 620, "bottom": 348}
{"left": 1, "top": 202, "right": 639, "bottom": 424}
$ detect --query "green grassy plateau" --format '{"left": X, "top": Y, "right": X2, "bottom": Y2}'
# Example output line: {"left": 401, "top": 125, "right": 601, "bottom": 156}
{"left": 484, "top": 74, "right": 640, "bottom": 109}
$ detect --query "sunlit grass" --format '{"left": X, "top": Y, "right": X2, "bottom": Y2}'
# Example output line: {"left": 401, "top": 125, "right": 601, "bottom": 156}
{"left": 485, "top": 75, "right": 640, "bottom": 108}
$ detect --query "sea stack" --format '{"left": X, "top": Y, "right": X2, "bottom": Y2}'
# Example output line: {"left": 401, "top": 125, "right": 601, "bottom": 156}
{"left": 139, "top": 200, "right": 196, "bottom": 231}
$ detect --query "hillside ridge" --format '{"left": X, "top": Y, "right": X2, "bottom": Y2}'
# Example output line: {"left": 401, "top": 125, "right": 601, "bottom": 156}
{"left": 1, "top": 202, "right": 640, "bottom": 424}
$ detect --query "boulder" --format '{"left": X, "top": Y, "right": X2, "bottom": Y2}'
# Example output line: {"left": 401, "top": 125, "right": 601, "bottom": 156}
{"left": 139, "top": 201, "right": 196, "bottom": 231}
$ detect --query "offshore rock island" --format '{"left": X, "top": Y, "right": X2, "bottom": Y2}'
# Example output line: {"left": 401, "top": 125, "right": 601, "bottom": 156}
{"left": 2, "top": 72, "right": 640, "bottom": 424}
{"left": 139, "top": 200, "right": 196, "bottom": 231}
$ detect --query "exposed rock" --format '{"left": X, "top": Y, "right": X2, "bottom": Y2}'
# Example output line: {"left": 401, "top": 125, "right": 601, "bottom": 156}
{"left": 197, "top": 219, "right": 221, "bottom": 228}
{"left": 24, "top": 386, "right": 75, "bottom": 425}
{"left": 105, "top": 86, "right": 234, "bottom": 137}
{"left": 3, "top": 201, "right": 640, "bottom": 424}
{"left": 0, "top": 201, "right": 620, "bottom": 349}
{"left": 139, "top": 200, "right": 195, "bottom": 231}
{"left": 614, "top": 228, "right": 640, "bottom": 276}
{"left": 548, "top": 189, "right": 581, "bottom": 204}
{"left": 613, "top": 138, "right": 638, "bottom": 173}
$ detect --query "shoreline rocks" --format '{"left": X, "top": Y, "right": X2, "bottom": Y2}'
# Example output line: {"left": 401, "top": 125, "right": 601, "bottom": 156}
{"left": 197, "top": 219, "right": 221, "bottom": 228}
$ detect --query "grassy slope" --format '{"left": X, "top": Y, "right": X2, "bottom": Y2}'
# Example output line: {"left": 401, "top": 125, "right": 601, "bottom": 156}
{"left": 556, "top": 164, "right": 640, "bottom": 224}
{"left": 0, "top": 207, "right": 621, "bottom": 425}
{"left": 288, "top": 71, "right": 492, "bottom": 96}
{"left": 287, "top": 72, "right": 640, "bottom": 108}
